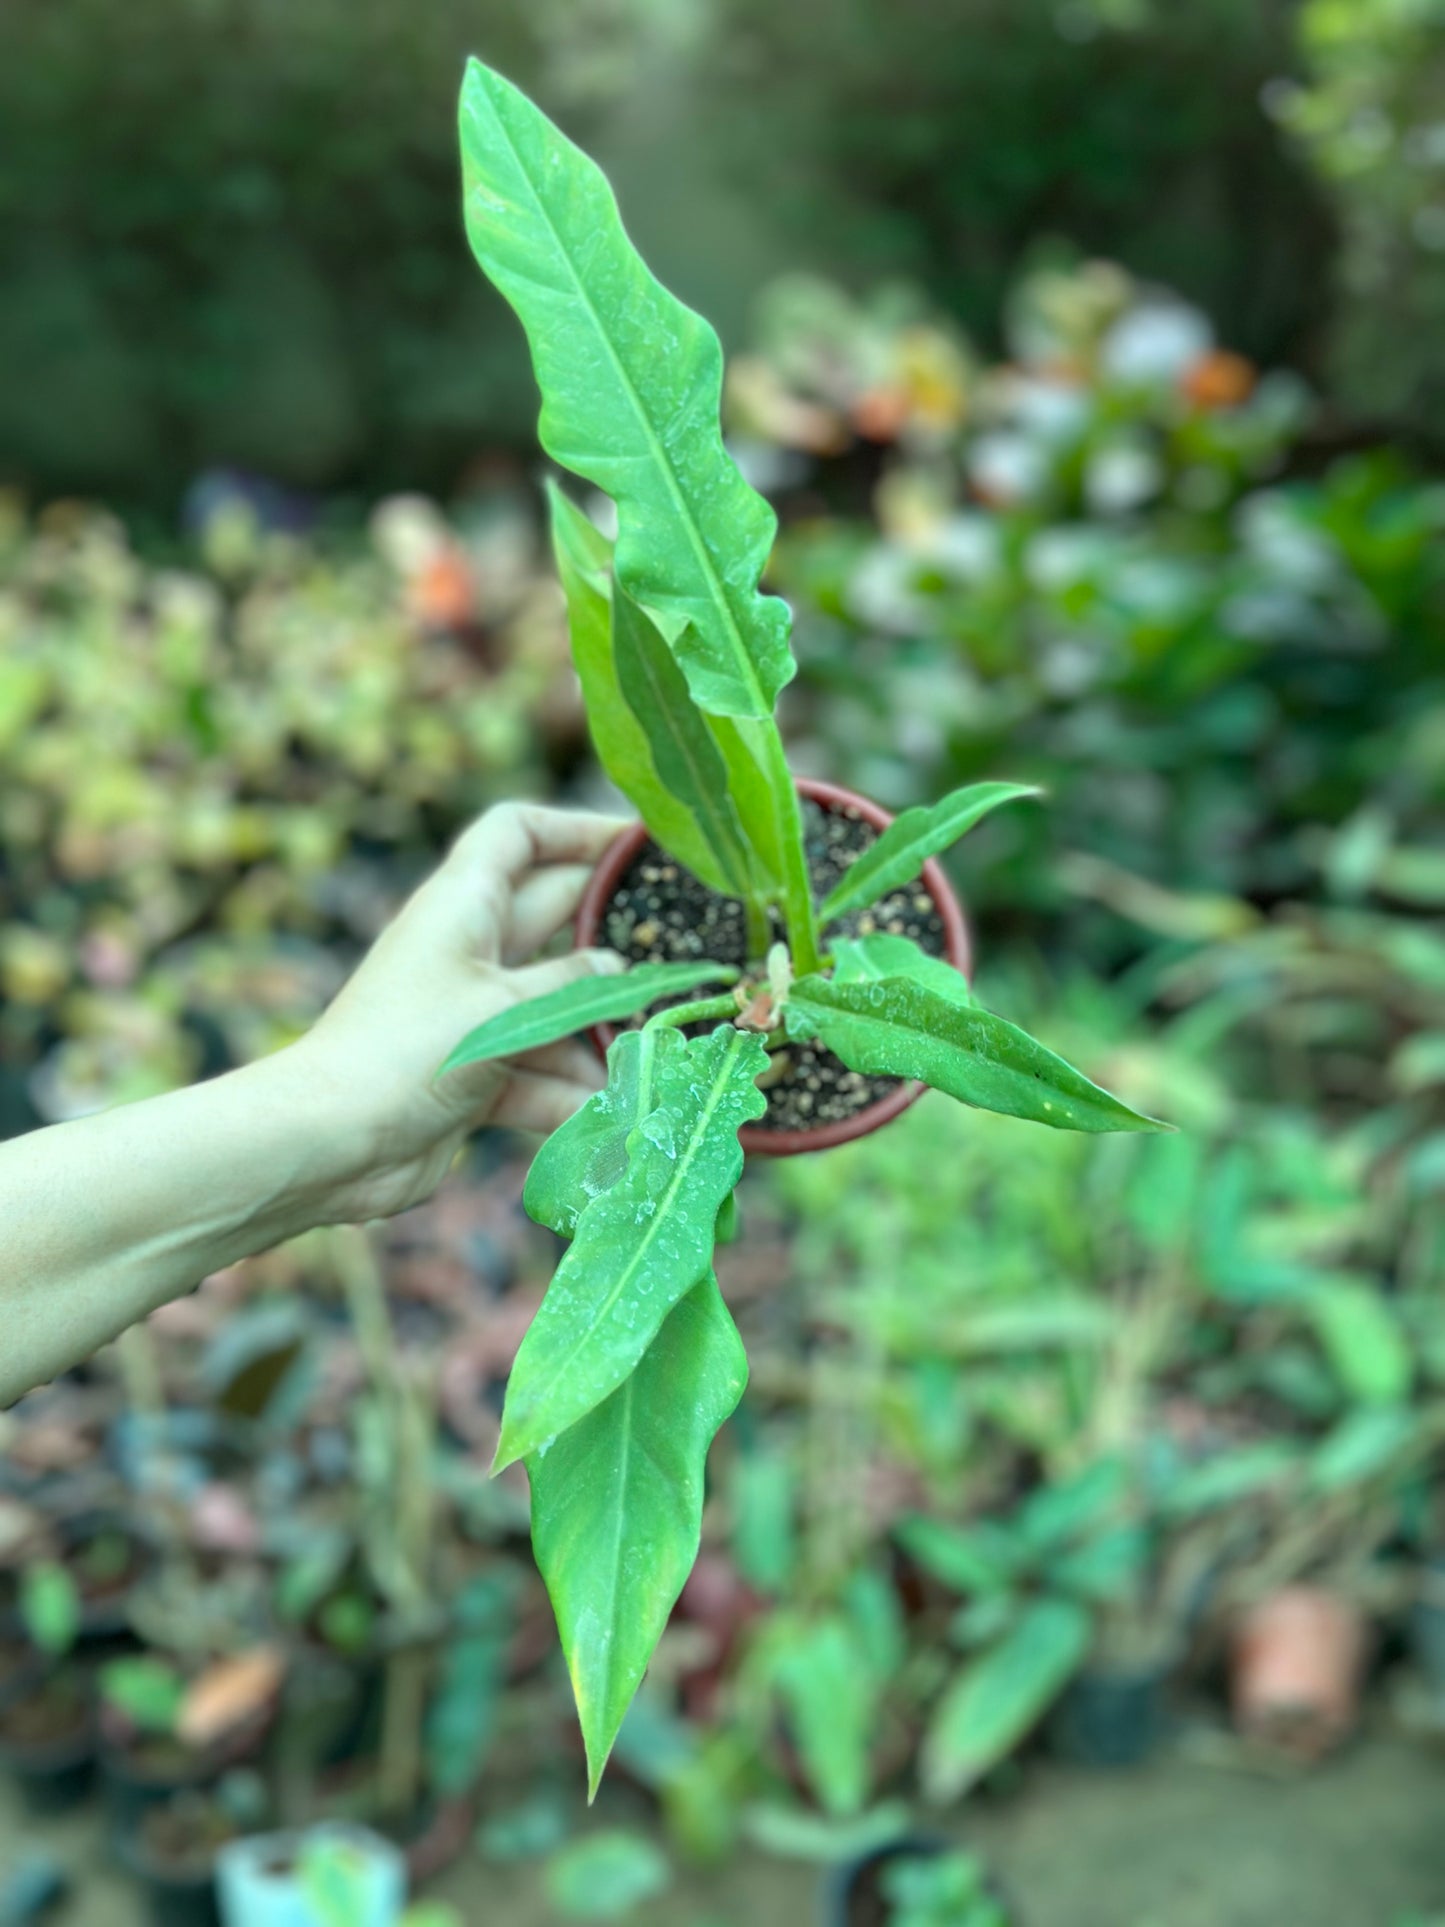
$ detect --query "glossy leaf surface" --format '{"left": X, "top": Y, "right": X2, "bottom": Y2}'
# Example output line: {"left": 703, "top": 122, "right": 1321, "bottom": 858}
{"left": 529, "top": 1273, "right": 746, "bottom": 1796}
{"left": 548, "top": 485, "right": 735, "bottom": 894}
{"left": 832, "top": 932, "right": 973, "bottom": 1007}
{"left": 612, "top": 587, "right": 752, "bottom": 897}
{"left": 440, "top": 961, "right": 730, "bottom": 1073}
{"left": 818, "top": 782, "right": 1040, "bottom": 922}
{"left": 524, "top": 1026, "right": 684, "bottom": 1240}
{"left": 784, "top": 976, "right": 1167, "bottom": 1134}
{"left": 460, "top": 59, "right": 794, "bottom": 719}
{"left": 496, "top": 1023, "right": 767, "bottom": 1466}
{"left": 922, "top": 1598, "right": 1091, "bottom": 1802}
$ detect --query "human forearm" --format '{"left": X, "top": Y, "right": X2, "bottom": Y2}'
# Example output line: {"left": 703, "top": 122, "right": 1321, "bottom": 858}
{"left": 0, "top": 1046, "right": 354, "bottom": 1406}
{"left": 0, "top": 803, "right": 623, "bottom": 1407}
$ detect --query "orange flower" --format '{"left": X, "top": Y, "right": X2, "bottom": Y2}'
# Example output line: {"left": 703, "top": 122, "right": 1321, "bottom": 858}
{"left": 1181, "top": 349, "right": 1256, "bottom": 411}
{"left": 409, "top": 543, "right": 477, "bottom": 631}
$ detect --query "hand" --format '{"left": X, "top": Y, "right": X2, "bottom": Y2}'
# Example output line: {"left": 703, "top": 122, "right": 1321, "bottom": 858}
{"left": 283, "top": 801, "right": 629, "bottom": 1224}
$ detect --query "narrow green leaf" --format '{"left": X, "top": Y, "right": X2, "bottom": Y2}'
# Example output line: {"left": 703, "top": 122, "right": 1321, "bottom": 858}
{"left": 548, "top": 486, "right": 738, "bottom": 896}
{"left": 544, "top": 1831, "right": 671, "bottom": 1918}
{"left": 769, "top": 1615, "right": 876, "bottom": 1818}
{"left": 19, "top": 1562, "right": 82, "bottom": 1657}
{"left": 1303, "top": 1277, "right": 1413, "bottom": 1406}
{"left": 1048, "top": 1526, "right": 1150, "bottom": 1605}
{"left": 529, "top": 1273, "right": 746, "bottom": 1797}
{"left": 1162, "top": 1442, "right": 1301, "bottom": 1517}
{"left": 1310, "top": 1405, "right": 1420, "bottom": 1492}
{"left": 819, "top": 782, "right": 1040, "bottom": 923}
{"left": 784, "top": 976, "right": 1168, "bottom": 1135}
{"left": 496, "top": 1024, "right": 768, "bottom": 1466}
{"left": 1016, "top": 1458, "right": 1127, "bottom": 1554}
{"left": 895, "top": 1516, "right": 1023, "bottom": 1597}
{"left": 832, "top": 933, "right": 973, "bottom": 1007}
{"left": 921, "top": 1599, "right": 1091, "bottom": 1802}
{"left": 732, "top": 1451, "right": 798, "bottom": 1595}
{"left": 612, "top": 587, "right": 752, "bottom": 897}
{"left": 440, "top": 961, "right": 731, "bottom": 1073}
{"left": 715, "top": 1189, "right": 741, "bottom": 1245}
{"left": 525, "top": 1026, "right": 684, "bottom": 1239}
{"left": 704, "top": 713, "right": 792, "bottom": 900}
{"left": 460, "top": 60, "right": 794, "bottom": 720}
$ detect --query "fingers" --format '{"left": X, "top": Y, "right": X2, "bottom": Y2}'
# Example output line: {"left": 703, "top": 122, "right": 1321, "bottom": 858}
{"left": 490, "top": 1069, "right": 600, "bottom": 1135}
{"left": 447, "top": 802, "right": 631, "bottom": 889}
{"left": 504, "top": 863, "right": 596, "bottom": 964}
{"left": 508, "top": 946, "right": 625, "bottom": 1001}
{"left": 515, "top": 1038, "right": 606, "bottom": 1088}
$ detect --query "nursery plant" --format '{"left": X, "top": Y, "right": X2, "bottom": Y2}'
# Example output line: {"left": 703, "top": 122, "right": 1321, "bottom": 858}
{"left": 448, "top": 58, "right": 1168, "bottom": 1794}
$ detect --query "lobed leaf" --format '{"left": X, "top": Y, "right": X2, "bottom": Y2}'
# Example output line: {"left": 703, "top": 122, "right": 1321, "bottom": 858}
{"left": 548, "top": 485, "right": 737, "bottom": 895}
{"left": 495, "top": 1023, "right": 767, "bottom": 1467}
{"left": 818, "top": 782, "right": 1040, "bottom": 922}
{"left": 784, "top": 976, "right": 1167, "bottom": 1134}
{"left": 612, "top": 587, "right": 752, "bottom": 897}
{"left": 524, "top": 1026, "right": 685, "bottom": 1239}
{"left": 921, "top": 1598, "right": 1091, "bottom": 1803}
{"left": 460, "top": 60, "right": 794, "bottom": 720}
{"left": 529, "top": 1273, "right": 746, "bottom": 1798}
{"left": 832, "top": 932, "right": 973, "bottom": 1007}
{"left": 440, "top": 961, "right": 731, "bottom": 1073}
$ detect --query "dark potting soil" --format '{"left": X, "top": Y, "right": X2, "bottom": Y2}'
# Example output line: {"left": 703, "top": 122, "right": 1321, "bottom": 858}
{"left": 140, "top": 1796, "right": 236, "bottom": 1877}
{"left": 601, "top": 798, "right": 950, "bottom": 1133}
{"left": 0, "top": 1674, "right": 88, "bottom": 1750}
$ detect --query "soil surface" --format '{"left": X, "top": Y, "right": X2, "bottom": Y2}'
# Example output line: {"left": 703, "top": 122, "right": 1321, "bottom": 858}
{"left": 0, "top": 1672, "right": 88, "bottom": 1750}
{"left": 11, "top": 1735, "right": 1445, "bottom": 1925}
{"left": 602, "top": 798, "right": 950, "bottom": 1133}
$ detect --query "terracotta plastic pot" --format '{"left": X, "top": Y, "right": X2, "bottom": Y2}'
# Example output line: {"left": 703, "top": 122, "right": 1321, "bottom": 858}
{"left": 1230, "top": 1585, "right": 1367, "bottom": 1761}
{"left": 574, "top": 777, "right": 971, "bottom": 1157}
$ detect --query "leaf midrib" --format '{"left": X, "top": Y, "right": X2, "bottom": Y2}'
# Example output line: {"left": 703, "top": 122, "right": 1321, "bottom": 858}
{"left": 511, "top": 1030, "right": 751, "bottom": 1450}
{"left": 591, "top": 1370, "right": 636, "bottom": 1752}
{"left": 478, "top": 89, "right": 769, "bottom": 718}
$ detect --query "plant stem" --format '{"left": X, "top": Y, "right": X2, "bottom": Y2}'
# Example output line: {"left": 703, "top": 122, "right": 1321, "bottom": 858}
{"left": 743, "top": 894, "right": 773, "bottom": 960}
{"left": 761, "top": 729, "right": 822, "bottom": 976}
{"left": 645, "top": 992, "right": 740, "bottom": 1031}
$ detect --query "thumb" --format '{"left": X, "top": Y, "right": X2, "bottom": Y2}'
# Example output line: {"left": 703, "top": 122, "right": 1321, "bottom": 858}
{"left": 507, "top": 946, "right": 627, "bottom": 1001}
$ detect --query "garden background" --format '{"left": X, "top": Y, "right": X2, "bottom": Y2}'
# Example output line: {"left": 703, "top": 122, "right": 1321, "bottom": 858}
{"left": 1, "top": 0, "right": 1443, "bottom": 1922}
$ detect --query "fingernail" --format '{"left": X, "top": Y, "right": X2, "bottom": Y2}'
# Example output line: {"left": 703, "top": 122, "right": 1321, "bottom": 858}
{"left": 587, "top": 948, "right": 627, "bottom": 975}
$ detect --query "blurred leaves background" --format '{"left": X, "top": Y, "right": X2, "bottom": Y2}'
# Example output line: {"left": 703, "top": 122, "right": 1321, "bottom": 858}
{"left": 5, "top": 0, "right": 1438, "bottom": 502}
{"left": 2, "top": 0, "right": 1445, "bottom": 1917}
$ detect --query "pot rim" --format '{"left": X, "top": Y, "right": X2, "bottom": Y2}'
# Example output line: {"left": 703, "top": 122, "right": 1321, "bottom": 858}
{"left": 573, "top": 776, "right": 972, "bottom": 1157}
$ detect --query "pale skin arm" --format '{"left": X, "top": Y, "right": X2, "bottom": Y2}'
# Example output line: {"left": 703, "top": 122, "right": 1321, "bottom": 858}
{"left": 0, "top": 803, "right": 629, "bottom": 1408}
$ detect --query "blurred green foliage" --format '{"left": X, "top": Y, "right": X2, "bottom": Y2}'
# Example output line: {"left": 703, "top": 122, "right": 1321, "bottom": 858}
{"left": 0, "top": 0, "right": 1334, "bottom": 500}
{"left": 1280, "top": 0, "right": 1445, "bottom": 442}
{"left": 731, "top": 259, "right": 1445, "bottom": 965}
{"left": 705, "top": 0, "right": 1328, "bottom": 366}
{"left": 0, "top": 0, "right": 558, "bottom": 496}
{"left": 0, "top": 488, "right": 569, "bottom": 1130}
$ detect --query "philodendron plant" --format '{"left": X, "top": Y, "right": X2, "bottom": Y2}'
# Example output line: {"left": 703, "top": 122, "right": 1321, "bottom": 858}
{"left": 446, "top": 59, "right": 1168, "bottom": 1795}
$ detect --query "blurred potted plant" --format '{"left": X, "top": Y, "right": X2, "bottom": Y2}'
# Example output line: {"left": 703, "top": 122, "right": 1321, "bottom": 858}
{"left": 828, "top": 1840, "right": 1015, "bottom": 1927}
{"left": 98, "top": 1646, "right": 285, "bottom": 1838}
{"left": 215, "top": 1823, "right": 427, "bottom": 1927}
{"left": 900, "top": 1459, "right": 1151, "bottom": 1801}
{"left": 1221, "top": 1402, "right": 1436, "bottom": 1761}
{"left": 0, "top": 1558, "right": 94, "bottom": 1813}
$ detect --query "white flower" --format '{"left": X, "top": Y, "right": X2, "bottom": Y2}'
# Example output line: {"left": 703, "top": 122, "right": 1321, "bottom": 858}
{"left": 1101, "top": 301, "right": 1212, "bottom": 386}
